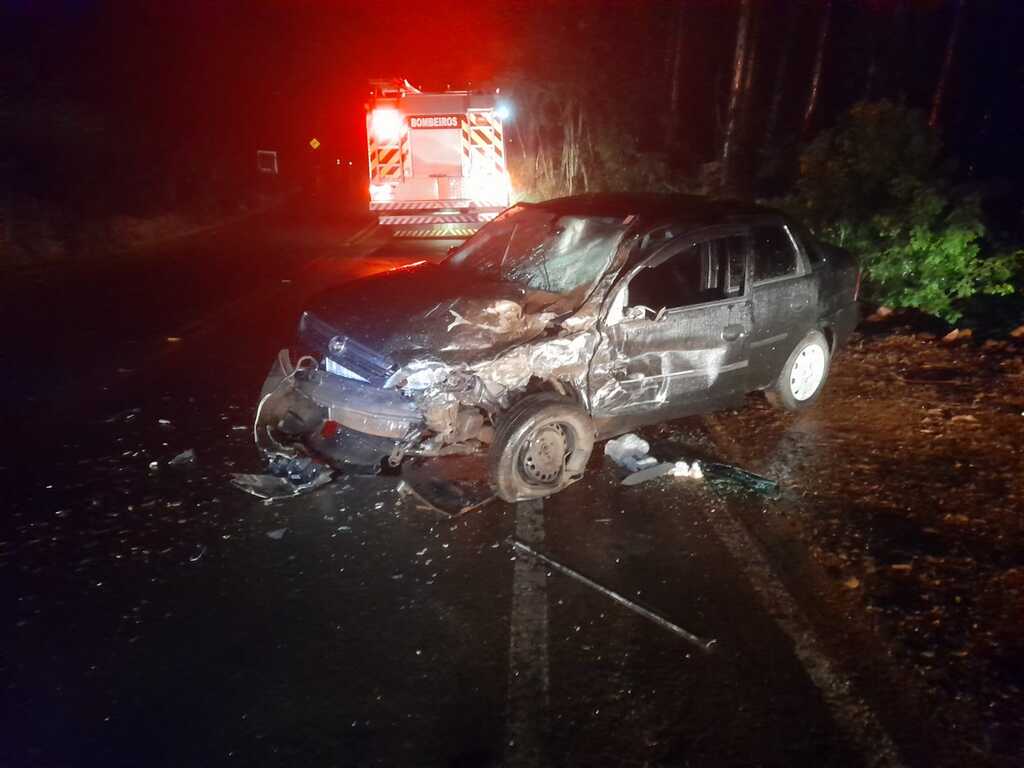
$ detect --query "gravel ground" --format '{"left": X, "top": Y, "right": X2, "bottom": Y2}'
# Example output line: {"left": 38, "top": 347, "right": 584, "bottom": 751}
{"left": 704, "top": 322, "right": 1024, "bottom": 764}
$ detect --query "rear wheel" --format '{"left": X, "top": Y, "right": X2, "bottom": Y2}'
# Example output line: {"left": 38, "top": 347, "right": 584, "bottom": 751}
{"left": 489, "top": 394, "right": 595, "bottom": 503}
{"left": 766, "top": 330, "right": 831, "bottom": 411}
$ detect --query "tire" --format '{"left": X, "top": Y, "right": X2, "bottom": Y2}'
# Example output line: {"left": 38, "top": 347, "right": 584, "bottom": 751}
{"left": 488, "top": 393, "right": 595, "bottom": 503}
{"left": 766, "top": 329, "right": 831, "bottom": 411}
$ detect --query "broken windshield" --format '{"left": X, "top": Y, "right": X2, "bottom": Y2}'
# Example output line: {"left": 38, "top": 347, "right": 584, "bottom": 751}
{"left": 445, "top": 205, "right": 626, "bottom": 298}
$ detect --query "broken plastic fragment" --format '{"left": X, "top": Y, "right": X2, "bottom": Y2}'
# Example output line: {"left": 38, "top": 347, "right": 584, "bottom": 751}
{"left": 670, "top": 460, "right": 704, "bottom": 480}
{"left": 266, "top": 527, "right": 288, "bottom": 540}
{"left": 621, "top": 462, "right": 676, "bottom": 486}
{"left": 604, "top": 433, "right": 653, "bottom": 472}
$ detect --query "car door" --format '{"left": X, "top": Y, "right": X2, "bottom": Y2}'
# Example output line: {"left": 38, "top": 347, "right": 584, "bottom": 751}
{"left": 589, "top": 232, "right": 753, "bottom": 421}
{"left": 746, "top": 222, "right": 819, "bottom": 388}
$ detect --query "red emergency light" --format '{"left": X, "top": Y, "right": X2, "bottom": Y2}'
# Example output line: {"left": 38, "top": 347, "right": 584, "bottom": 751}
{"left": 370, "top": 108, "right": 403, "bottom": 143}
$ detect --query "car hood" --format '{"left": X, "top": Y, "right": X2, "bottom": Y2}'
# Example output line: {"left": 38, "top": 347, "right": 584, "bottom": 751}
{"left": 301, "top": 261, "right": 581, "bottom": 367}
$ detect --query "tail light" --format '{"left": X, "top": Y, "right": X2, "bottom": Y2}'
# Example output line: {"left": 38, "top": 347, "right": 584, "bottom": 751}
{"left": 370, "top": 108, "right": 403, "bottom": 142}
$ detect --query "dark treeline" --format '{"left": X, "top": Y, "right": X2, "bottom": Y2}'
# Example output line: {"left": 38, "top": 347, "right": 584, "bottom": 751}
{"left": 497, "top": 0, "right": 1022, "bottom": 210}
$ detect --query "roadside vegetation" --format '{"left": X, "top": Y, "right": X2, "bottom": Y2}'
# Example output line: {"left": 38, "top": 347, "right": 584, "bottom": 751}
{"left": 782, "top": 101, "right": 1020, "bottom": 324}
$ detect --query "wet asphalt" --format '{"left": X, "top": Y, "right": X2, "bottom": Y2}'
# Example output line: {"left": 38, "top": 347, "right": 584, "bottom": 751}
{"left": 2, "top": 200, "right": 906, "bottom": 767}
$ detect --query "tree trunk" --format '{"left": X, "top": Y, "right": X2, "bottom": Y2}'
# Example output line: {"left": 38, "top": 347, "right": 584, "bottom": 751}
{"left": 665, "top": 2, "right": 685, "bottom": 149}
{"left": 721, "top": 0, "right": 754, "bottom": 194}
{"left": 929, "top": 0, "right": 965, "bottom": 130}
{"left": 764, "top": 2, "right": 800, "bottom": 148}
{"left": 802, "top": 0, "right": 833, "bottom": 137}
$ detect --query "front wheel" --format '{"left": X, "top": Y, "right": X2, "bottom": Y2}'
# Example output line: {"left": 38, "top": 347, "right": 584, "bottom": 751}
{"left": 489, "top": 394, "right": 595, "bottom": 503}
{"left": 766, "top": 330, "right": 831, "bottom": 411}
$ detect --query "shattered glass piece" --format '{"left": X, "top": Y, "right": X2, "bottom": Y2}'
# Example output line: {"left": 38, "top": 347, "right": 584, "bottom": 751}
{"left": 266, "top": 527, "right": 287, "bottom": 540}
{"left": 702, "top": 462, "right": 780, "bottom": 498}
{"left": 231, "top": 468, "right": 332, "bottom": 502}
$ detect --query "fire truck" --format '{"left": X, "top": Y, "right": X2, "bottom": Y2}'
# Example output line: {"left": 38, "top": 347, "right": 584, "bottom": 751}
{"left": 366, "top": 79, "right": 512, "bottom": 237}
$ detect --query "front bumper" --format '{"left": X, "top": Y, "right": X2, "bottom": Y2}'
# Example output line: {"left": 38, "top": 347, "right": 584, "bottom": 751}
{"left": 255, "top": 349, "right": 423, "bottom": 469}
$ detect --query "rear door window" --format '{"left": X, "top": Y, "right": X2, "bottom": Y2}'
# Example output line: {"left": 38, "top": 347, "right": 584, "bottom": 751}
{"left": 751, "top": 226, "right": 799, "bottom": 282}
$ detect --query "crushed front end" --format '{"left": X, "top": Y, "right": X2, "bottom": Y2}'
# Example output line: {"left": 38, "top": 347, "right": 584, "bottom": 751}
{"left": 253, "top": 312, "right": 507, "bottom": 481}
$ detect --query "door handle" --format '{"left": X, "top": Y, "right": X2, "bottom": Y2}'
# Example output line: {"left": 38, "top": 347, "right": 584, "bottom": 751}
{"left": 722, "top": 324, "right": 746, "bottom": 342}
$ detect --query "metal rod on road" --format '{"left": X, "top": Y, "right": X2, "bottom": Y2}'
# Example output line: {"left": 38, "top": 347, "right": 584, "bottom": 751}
{"left": 510, "top": 538, "right": 717, "bottom": 654}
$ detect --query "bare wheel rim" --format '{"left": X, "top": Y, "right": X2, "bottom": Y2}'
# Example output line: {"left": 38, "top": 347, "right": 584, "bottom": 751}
{"left": 519, "top": 423, "right": 573, "bottom": 486}
{"left": 789, "top": 343, "right": 826, "bottom": 401}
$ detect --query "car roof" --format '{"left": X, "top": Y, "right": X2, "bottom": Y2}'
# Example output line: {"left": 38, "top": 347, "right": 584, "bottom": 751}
{"left": 525, "top": 193, "right": 779, "bottom": 228}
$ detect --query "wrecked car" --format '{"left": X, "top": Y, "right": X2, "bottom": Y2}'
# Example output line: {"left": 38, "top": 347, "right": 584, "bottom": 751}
{"left": 254, "top": 194, "right": 859, "bottom": 502}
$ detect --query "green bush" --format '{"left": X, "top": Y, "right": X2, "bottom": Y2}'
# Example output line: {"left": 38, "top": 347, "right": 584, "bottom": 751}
{"left": 782, "top": 101, "right": 1020, "bottom": 323}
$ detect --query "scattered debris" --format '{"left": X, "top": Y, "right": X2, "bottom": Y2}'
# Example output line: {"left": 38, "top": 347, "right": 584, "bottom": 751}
{"left": 166, "top": 336, "right": 183, "bottom": 343}
{"left": 510, "top": 538, "right": 717, "bottom": 653}
{"left": 231, "top": 468, "right": 332, "bottom": 502}
{"left": 941, "top": 328, "right": 973, "bottom": 343}
{"left": 189, "top": 545, "right": 206, "bottom": 563}
{"left": 169, "top": 448, "right": 196, "bottom": 467}
{"left": 844, "top": 577, "right": 861, "bottom": 589}
{"left": 621, "top": 462, "right": 675, "bottom": 486}
{"left": 399, "top": 456, "right": 496, "bottom": 517}
{"left": 103, "top": 406, "right": 141, "bottom": 424}
{"left": 1010, "top": 323, "right": 1024, "bottom": 339}
{"left": 702, "top": 462, "right": 780, "bottom": 499}
{"left": 605, "top": 433, "right": 658, "bottom": 472}
{"left": 950, "top": 414, "right": 979, "bottom": 425}
{"left": 148, "top": 460, "right": 159, "bottom": 471}
{"left": 890, "top": 563, "right": 914, "bottom": 573}
{"left": 614, "top": 442, "right": 704, "bottom": 486}
{"left": 266, "top": 527, "right": 288, "bottom": 540}
{"left": 670, "top": 460, "right": 704, "bottom": 480}
{"left": 158, "top": 418, "right": 172, "bottom": 427}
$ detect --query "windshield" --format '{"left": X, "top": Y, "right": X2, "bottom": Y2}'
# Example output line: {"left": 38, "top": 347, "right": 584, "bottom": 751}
{"left": 445, "top": 205, "right": 627, "bottom": 298}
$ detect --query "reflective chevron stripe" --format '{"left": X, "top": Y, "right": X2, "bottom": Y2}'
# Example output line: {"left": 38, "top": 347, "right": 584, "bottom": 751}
{"left": 371, "top": 200, "right": 477, "bottom": 211}
{"left": 461, "top": 111, "right": 506, "bottom": 178}
{"left": 379, "top": 212, "right": 497, "bottom": 225}
{"left": 392, "top": 225, "right": 479, "bottom": 239}
{"left": 366, "top": 118, "right": 408, "bottom": 182}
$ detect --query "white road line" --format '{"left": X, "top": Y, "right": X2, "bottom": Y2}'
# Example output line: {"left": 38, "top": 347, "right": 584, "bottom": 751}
{"left": 505, "top": 499, "right": 550, "bottom": 766}
{"left": 704, "top": 504, "right": 906, "bottom": 768}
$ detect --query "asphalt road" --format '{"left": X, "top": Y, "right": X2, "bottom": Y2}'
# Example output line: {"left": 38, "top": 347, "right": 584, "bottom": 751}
{"left": 1, "top": 199, "right": 922, "bottom": 767}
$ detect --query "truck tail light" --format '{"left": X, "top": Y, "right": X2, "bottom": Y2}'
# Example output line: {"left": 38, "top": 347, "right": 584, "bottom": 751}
{"left": 370, "top": 108, "right": 403, "bottom": 142}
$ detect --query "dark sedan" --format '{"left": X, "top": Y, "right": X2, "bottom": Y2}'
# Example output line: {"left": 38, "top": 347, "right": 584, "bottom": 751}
{"left": 253, "top": 194, "right": 860, "bottom": 502}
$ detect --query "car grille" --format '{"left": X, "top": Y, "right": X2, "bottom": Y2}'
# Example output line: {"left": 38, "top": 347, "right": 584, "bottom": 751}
{"left": 299, "top": 311, "right": 395, "bottom": 387}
